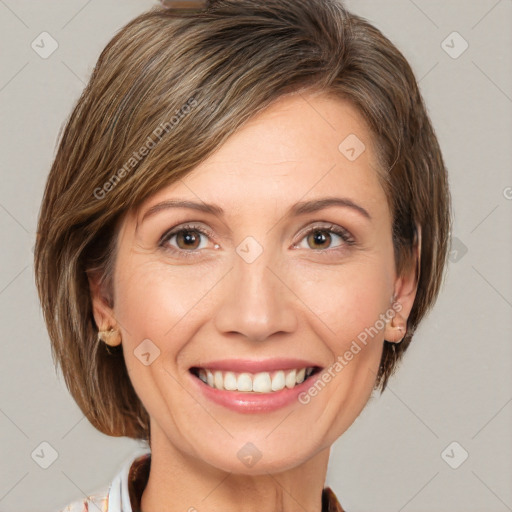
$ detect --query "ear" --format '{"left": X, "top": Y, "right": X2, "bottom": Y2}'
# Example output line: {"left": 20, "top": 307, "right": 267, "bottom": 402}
{"left": 384, "top": 224, "right": 421, "bottom": 343}
{"left": 87, "top": 270, "right": 117, "bottom": 332}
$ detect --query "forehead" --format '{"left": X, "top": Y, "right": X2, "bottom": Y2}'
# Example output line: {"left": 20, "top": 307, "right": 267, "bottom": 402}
{"left": 135, "top": 91, "right": 387, "bottom": 222}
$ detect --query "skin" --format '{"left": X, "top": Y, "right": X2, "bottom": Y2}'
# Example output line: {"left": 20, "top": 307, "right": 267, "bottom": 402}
{"left": 90, "top": 90, "right": 418, "bottom": 512}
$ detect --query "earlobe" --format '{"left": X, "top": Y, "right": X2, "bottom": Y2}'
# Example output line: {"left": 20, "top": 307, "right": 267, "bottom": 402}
{"left": 384, "top": 309, "right": 407, "bottom": 343}
{"left": 97, "top": 326, "right": 122, "bottom": 347}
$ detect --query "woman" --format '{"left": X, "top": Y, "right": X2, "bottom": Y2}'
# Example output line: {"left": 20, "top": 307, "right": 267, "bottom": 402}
{"left": 34, "top": 0, "right": 451, "bottom": 511}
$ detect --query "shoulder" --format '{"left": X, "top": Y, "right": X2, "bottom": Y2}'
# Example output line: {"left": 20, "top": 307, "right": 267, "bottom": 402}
{"left": 58, "top": 490, "right": 109, "bottom": 512}
{"left": 56, "top": 448, "right": 150, "bottom": 512}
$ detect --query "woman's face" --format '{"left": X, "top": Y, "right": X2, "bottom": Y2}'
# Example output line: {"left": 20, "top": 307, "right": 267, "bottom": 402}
{"left": 93, "top": 91, "right": 416, "bottom": 474}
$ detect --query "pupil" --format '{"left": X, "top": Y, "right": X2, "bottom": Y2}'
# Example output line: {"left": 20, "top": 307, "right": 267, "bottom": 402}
{"left": 181, "top": 230, "right": 198, "bottom": 247}
{"left": 311, "top": 230, "right": 329, "bottom": 248}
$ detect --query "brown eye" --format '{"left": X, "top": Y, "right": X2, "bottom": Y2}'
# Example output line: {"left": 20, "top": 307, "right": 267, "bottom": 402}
{"left": 175, "top": 229, "right": 202, "bottom": 250}
{"left": 159, "top": 223, "right": 215, "bottom": 258}
{"left": 307, "top": 230, "right": 332, "bottom": 250}
{"left": 293, "top": 223, "right": 354, "bottom": 253}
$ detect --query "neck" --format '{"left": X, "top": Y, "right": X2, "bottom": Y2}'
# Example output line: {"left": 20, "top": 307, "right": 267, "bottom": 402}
{"left": 140, "top": 429, "right": 330, "bottom": 512}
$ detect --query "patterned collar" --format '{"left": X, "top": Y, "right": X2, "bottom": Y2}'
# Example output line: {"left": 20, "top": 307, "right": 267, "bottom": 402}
{"left": 122, "top": 452, "right": 346, "bottom": 512}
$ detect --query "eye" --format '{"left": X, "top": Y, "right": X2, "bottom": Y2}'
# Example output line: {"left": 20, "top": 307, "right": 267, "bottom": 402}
{"left": 159, "top": 223, "right": 216, "bottom": 258}
{"left": 292, "top": 223, "right": 354, "bottom": 252}
{"left": 158, "top": 221, "right": 355, "bottom": 259}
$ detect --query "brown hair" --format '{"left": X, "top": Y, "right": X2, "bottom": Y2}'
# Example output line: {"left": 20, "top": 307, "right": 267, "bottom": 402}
{"left": 34, "top": 0, "right": 451, "bottom": 441}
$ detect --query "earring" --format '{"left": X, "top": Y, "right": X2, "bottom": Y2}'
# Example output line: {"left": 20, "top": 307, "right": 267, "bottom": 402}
{"left": 98, "top": 327, "right": 122, "bottom": 347}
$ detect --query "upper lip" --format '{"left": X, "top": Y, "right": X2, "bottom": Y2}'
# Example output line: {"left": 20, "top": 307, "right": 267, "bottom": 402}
{"left": 190, "top": 358, "right": 322, "bottom": 373}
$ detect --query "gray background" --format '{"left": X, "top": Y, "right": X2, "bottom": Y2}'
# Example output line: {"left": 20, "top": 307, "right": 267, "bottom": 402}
{"left": 0, "top": 1, "right": 511, "bottom": 511}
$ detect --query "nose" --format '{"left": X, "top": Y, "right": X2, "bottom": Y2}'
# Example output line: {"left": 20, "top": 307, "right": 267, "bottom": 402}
{"left": 213, "top": 247, "right": 298, "bottom": 343}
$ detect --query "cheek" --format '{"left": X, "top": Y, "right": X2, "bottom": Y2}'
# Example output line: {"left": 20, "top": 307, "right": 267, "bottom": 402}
{"left": 113, "top": 257, "right": 223, "bottom": 345}
{"left": 114, "top": 263, "right": 170, "bottom": 340}
{"left": 290, "top": 257, "right": 392, "bottom": 348}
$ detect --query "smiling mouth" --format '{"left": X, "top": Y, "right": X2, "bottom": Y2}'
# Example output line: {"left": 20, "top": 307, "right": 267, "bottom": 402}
{"left": 189, "top": 366, "right": 322, "bottom": 393}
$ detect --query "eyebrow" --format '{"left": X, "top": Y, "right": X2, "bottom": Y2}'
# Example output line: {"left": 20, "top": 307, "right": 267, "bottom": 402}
{"left": 139, "top": 196, "right": 371, "bottom": 224}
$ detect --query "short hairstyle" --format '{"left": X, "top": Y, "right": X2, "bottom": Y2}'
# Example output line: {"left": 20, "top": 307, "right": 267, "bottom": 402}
{"left": 34, "top": 0, "right": 451, "bottom": 441}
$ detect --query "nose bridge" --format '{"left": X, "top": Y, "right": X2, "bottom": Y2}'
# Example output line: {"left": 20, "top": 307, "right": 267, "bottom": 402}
{"left": 213, "top": 236, "right": 297, "bottom": 341}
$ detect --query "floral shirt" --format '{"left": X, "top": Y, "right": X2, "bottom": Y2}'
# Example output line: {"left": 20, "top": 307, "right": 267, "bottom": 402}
{"left": 59, "top": 449, "right": 346, "bottom": 512}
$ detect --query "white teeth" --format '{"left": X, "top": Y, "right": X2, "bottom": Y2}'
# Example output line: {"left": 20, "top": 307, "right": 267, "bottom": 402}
{"left": 223, "top": 371, "right": 238, "bottom": 391}
{"left": 214, "top": 371, "right": 224, "bottom": 390}
{"left": 271, "top": 370, "right": 285, "bottom": 391}
{"left": 285, "top": 369, "right": 296, "bottom": 389}
{"left": 237, "top": 373, "right": 253, "bottom": 392}
{"left": 195, "top": 367, "right": 315, "bottom": 393}
{"left": 252, "top": 372, "right": 272, "bottom": 393}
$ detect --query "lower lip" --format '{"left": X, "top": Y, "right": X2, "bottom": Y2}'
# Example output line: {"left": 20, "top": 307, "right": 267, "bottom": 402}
{"left": 188, "top": 370, "right": 321, "bottom": 413}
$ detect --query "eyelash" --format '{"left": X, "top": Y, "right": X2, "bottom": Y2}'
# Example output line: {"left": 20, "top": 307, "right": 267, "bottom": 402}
{"left": 158, "top": 222, "right": 355, "bottom": 259}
